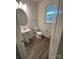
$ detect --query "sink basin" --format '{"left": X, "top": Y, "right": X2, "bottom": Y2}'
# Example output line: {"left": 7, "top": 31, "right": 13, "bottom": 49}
{"left": 21, "top": 28, "right": 31, "bottom": 33}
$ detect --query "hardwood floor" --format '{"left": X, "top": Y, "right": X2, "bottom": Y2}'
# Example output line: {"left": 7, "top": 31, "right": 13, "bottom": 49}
{"left": 25, "top": 36, "right": 50, "bottom": 59}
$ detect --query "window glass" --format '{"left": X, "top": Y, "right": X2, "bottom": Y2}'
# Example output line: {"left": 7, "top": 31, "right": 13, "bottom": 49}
{"left": 45, "top": 5, "right": 57, "bottom": 23}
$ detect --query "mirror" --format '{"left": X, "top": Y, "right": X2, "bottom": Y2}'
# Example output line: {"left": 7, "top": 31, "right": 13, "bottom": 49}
{"left": 16, "top": 9, "right": 28, "bottom": 26}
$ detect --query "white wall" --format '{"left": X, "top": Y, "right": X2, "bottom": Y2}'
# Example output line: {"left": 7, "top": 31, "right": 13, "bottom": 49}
{"left": 38, "top": 0, "right": 59, "bottom": 37}
{"left": 17, "top": 0, "right": 58, "bottom": 37}
{"left": 17, "top": 0, "right": 38, "bottom": 30}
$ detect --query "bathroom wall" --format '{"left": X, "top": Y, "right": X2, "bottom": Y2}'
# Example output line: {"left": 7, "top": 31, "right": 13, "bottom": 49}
{"left": 38, "top": 0, "right": 59, "bottom": 36}
{"left": 18, "top": 0, "right": 38, "bottom": 29}
{"left": 17, "top": 0, "right": 58, "bottom": 36}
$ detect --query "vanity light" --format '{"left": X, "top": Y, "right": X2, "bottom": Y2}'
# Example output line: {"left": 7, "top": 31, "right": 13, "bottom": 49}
{"left": 16, "top": 1, "right": 27, "bottom": 12}
{"left": 19, "top": 2, "right": 22, "bottom": 7}
{"left": 23, "top": 4, "right": 27, "bottom": 11}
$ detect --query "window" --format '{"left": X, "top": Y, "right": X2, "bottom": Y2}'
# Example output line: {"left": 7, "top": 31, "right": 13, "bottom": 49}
{"left": 45, "top": 5, "right": 57, "bottom": 23}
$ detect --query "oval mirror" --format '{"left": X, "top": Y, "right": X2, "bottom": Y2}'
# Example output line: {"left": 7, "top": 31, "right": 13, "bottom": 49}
{"left": 16, "top": 9, "right": 28, "bottom": 26}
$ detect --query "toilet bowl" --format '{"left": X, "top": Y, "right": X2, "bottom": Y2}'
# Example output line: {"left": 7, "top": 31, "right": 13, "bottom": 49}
{"left": 36, "top": 32, "right": 42, "bottom": 39}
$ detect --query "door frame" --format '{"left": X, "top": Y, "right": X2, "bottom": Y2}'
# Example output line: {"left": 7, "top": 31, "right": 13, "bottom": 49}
{"left": 48, "top": 0, "right": 63, "bottom": 59}
{"left": 16, "top": 14, "right": 27, "bottom": 59}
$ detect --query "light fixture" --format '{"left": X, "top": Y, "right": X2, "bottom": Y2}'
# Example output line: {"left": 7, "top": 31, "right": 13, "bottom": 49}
{"left": 16, "top": 1, "right": 27, "bottom": 12}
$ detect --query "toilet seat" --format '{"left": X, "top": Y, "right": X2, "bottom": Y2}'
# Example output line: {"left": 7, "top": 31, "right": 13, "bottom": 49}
{"left": 36, "top": 32, "right": 42, "bottom": 39}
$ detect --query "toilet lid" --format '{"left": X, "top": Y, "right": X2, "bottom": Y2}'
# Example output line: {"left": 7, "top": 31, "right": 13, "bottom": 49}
{"left": 36, "top": 32, "right": 42, "bottom": 35}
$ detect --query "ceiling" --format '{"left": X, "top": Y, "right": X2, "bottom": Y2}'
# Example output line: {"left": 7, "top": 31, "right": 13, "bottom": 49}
{"left": 16, "top": 0, "right": 43, "bottom": 3}
{"left": 31, "top": 0, "right": 42, "bottom": 3}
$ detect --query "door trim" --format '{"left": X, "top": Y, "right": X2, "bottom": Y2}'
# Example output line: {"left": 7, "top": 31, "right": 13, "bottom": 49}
{"left": 16, "top": 14, "right": 27, "bottom": 59}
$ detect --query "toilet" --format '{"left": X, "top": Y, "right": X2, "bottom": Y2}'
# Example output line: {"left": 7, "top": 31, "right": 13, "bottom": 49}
{"left": 33, "top": 26, "right": 42, "bottom": 39}
{"left": 36, "top": 32, "right": 42, "bottom": 39}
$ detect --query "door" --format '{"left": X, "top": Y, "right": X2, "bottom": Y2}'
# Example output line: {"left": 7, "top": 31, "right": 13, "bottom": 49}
{"left": 48, "top": 0, "right": 63, "bottom": 59}
{"left": 16, "top": 45, "right": 21, "bottom": 59}
{"left": 16, "top": 14, "right": 27, "bottom": 59}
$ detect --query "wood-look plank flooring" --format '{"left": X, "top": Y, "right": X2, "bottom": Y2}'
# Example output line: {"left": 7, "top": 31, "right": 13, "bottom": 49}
{"left": 25, "top": 36, "right": 50, "bottom": 59}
